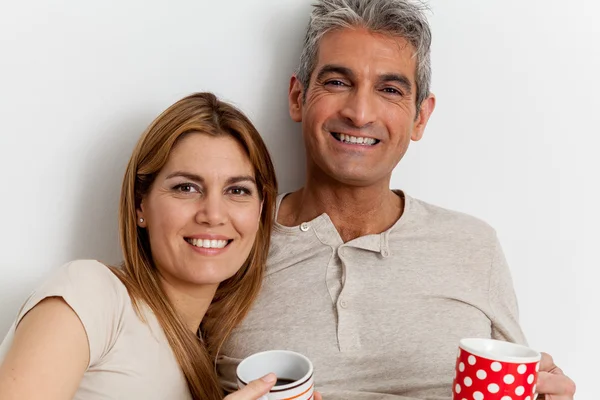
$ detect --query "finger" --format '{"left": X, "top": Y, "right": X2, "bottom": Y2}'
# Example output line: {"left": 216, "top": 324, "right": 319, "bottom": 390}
{"left": 551, "top": 366, "right": 564, "bottom": 375}
{"left": 537, "top": 395, "right": 573, "bottom": 400}
{"left": 536, "top": 371, "right": 576, "bottom": 397}
{"left": 314, "top": 391, "right": 323, "bottom": 400}
{"left": 225, "top": 373, "right": 277, "bottom": 400}
{"left": 539, "top": 352, "right": 556, "bottom": 372}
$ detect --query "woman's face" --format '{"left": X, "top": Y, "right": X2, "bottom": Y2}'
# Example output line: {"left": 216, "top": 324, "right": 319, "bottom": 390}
{"left": 137, "top": 133, "right": 262, "bottom": 289}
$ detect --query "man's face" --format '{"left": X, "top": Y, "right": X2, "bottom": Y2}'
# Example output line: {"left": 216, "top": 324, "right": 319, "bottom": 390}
{"left": 289, "top": 27, "right": 435, "bottom": 187}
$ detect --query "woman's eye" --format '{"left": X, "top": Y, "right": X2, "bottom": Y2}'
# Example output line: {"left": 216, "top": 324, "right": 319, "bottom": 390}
{"left": 173, "top": 183, "right": 199, "bottom": 193}
{"left": 228, "top": 187, "right": 252, "bottom": 196}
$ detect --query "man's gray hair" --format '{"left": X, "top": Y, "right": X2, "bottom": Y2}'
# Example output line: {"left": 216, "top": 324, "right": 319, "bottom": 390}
{"left": 297, "top": 0, "right": 432, "bottom": 110}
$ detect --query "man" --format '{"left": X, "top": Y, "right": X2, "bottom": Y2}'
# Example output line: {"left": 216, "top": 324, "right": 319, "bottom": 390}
{"left": 218, "top": 1, "right": 576, "bottom": 399}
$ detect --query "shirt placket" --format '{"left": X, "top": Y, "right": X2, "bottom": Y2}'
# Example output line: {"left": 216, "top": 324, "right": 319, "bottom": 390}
{"left": 335, "top": 245, "right": 361, "bottom": 352}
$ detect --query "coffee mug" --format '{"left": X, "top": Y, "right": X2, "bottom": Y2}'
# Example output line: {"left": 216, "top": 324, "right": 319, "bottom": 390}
{"left": 453, "top": 338, "right": 541, "bottom": 400}
{"left": 237, "top": 350, "right": 314, "bottom": 400}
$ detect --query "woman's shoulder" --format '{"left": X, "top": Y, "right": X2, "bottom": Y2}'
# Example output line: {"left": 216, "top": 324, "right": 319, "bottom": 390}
{"left": 44, "top": 259, "right": 128, "bottom": 300}
{"left": 57, "top": 259, "right": 123, "bottom": 283}
{"left": 28, "top": 259, "right": 130, "bottom": 315}
{"left": 3, "top": 260, "right": 133, "bottom": 366}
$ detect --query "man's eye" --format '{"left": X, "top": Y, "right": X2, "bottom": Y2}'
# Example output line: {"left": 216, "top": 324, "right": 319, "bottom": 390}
{"left": 382, "top": 87, "right": 403, "bottom": 96}
{"left": 325, "top": 80, "right": 347, "bottom": 87}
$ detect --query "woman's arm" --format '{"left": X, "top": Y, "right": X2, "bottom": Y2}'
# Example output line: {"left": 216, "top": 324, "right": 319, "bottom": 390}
{"left": 0, "top": 297, "right": 89, "bottom": 400}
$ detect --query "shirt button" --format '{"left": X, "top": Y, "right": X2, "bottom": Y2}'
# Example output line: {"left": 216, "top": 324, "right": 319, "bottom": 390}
{"left": 382, "top": 248, "right": 389, "bottom": 257}
{"left": 300, "top": 222, "right": 310, "bottom": 232}
{"left": 340, "top": 300, "right": 348, "bottom": 308}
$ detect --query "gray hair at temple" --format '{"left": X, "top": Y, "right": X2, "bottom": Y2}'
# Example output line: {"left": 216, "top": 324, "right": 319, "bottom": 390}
{"left": 296, "top": 0, "right": 432, "bottom": 112}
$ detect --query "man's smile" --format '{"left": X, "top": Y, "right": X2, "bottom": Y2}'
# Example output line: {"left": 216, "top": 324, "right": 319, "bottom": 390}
{"left": 330, "top": 132, "right": 380, "bottom": 146}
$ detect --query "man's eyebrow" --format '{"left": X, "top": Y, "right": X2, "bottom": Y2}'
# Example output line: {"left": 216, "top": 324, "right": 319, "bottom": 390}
{"left": 316, "top": 64, "right": 356, "bottom": 82}
{"left": 165, "top": 171, "right": 256, "bottom": 185}
{"left": 379, "top": 73, "right": 413, "bottom": 95}
{"left": 316, "top": 65, "right": 413, "bottom": 95}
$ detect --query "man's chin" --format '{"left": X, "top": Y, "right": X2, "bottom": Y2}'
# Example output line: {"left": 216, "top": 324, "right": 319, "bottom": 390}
{"left": 308, "top": 159, "right": 390, "bottom": 187}
{"left": 325, "top": 168, "right": 389, "bottom": 188}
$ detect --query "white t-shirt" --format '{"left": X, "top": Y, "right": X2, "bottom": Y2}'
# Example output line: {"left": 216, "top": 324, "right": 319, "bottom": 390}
{"left": 0, "top": 259, "right": 192, "bottom": 400}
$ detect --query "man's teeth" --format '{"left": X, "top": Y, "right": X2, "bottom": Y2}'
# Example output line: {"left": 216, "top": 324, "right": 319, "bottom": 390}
{"left": 337, "top": 133, "right": 377, "bottom": 145}
{"left": 187, "top": 238, "right": 229, "bottom": 249}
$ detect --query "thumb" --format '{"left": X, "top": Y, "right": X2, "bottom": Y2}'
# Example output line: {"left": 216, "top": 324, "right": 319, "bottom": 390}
{"left": 225, "top": 373, "right": 277, "bottom": 400}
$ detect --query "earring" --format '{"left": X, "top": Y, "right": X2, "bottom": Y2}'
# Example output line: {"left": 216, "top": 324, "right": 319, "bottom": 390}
{"left": 139, "top": 218, "right": 144, "bottom": 223}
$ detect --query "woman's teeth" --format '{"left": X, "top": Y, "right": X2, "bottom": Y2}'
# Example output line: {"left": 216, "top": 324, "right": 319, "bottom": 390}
{"left": 186, "top": 238, "right": 229, "bottom": 249}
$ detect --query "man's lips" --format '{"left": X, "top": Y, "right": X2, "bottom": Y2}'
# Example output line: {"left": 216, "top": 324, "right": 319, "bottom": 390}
{"left": 330, "top": 131, "right": 380, "bottom": 146}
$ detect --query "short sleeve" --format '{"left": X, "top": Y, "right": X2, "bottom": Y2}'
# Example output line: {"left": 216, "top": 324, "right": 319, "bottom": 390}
{"left": 488, "top": 236, "right": 528, "bottom": 345}
{"left": 11, "top": 259, "right": 126, "bottom": 367}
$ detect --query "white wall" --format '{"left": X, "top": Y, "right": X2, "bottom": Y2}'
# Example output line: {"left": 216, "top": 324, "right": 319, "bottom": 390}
{"left": 0, "top": 0, "right": 597, "bottom": 397}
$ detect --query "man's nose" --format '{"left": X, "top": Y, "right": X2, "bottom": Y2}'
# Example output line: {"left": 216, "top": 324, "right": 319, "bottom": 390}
{"left": 339, "top": 86, "right": 377, "bottom": 128}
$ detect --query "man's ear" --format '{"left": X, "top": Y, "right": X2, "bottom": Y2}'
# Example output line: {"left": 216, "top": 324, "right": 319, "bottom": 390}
{"left": 288, "top": 75, "right": 304, "bottom": 122}
{"left": 411, "top": 93, "right": 436, "bottom": 142}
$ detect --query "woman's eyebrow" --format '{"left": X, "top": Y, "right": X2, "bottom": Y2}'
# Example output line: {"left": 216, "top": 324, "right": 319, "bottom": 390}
{"left": 165, "top": 171, "right": 256, "bottom": 185}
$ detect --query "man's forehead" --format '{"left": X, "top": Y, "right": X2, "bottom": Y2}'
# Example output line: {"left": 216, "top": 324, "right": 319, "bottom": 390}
{"left": 315, "top": 27, "right": 417, "bottom": 77}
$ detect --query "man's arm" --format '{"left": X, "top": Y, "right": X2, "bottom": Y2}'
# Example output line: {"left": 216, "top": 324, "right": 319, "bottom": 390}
{"left": 488, "top": 237, "right": 576, "bottom": 399}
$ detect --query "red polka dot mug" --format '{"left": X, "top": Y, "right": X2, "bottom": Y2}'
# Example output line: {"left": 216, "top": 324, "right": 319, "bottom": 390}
{"left": 453, "top": 338, "right": 541, "bottom": 400}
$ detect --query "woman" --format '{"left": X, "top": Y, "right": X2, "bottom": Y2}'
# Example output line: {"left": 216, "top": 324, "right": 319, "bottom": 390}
{"left": 0, "top": 93, "right": 282, "bottom": 399}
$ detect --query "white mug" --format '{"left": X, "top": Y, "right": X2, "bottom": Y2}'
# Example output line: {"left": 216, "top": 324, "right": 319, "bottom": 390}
{"left": 236, "top": 350, "right": 314, "bottom": 400}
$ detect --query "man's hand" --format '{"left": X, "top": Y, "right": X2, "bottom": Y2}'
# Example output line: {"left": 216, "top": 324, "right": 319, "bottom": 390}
{"left": 536, "top": 352, "right": 576, "bottom": 400}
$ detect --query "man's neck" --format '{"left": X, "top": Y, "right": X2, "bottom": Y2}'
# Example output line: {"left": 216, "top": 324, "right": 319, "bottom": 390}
{"left": 278, "top": 177, "right": 404, "bottom": 243}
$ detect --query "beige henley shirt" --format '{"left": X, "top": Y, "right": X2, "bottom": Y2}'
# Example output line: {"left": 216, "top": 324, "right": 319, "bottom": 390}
{"left": 218, "top": 191, "right": 526, "bottom": 399}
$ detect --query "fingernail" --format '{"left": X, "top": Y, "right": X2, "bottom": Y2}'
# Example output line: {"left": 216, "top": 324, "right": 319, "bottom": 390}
{"left": 261, "top": 373, "right": 277, "bottom": 383}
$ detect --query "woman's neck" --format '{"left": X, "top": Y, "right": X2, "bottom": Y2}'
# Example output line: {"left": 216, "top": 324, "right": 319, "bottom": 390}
{"left": 158, "top": 275, "right": 218, "bottom": 333}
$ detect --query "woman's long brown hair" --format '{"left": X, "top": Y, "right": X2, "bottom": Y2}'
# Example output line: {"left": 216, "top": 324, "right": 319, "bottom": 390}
{"left": 111, "top": 92, "right": 277, "bottom": 399}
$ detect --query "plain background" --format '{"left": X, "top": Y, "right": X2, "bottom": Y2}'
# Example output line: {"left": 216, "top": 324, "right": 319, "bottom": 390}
{"left": 0, "top": 0, "right": 597, "bottom": 397}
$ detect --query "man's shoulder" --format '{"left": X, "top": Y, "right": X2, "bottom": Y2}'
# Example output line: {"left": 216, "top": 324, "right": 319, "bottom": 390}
{"left": 404, "top": 194, "right": 497, "bottom": 239}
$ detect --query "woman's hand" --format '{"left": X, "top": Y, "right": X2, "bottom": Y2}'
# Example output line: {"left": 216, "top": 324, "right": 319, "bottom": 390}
{"left": 223, "top": 373, "right": 323, "bottom": 400}
{"left": 223, "top": 373, "right": 276, "bottom": 400}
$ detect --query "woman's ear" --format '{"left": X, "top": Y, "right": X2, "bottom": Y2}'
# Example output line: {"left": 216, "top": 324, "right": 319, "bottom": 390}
{"left": 136, "top": 200, "right": 147, "bottom": 228}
